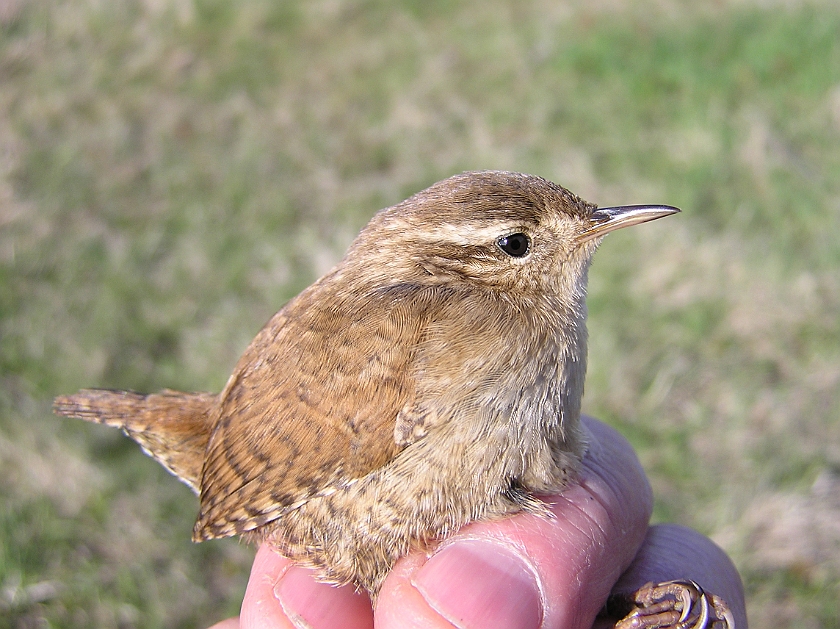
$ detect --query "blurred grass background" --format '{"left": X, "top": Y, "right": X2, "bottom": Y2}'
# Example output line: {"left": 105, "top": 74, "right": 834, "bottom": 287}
{"left": 1, "top": 0, "right": 839, "bottom": 627}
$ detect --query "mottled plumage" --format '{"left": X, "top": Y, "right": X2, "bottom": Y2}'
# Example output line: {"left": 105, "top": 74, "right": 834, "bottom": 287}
{"left": 54, "top": 171, "right": 678, "bottom": 595}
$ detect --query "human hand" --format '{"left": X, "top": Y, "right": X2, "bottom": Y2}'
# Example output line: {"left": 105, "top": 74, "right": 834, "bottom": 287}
{"left": 208, "top": 416, "right": 746, "bottom": 629}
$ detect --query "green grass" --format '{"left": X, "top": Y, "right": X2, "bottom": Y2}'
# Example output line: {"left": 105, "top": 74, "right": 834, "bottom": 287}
{"left": 2, "top": 0, "right": 839, "bottom": 626}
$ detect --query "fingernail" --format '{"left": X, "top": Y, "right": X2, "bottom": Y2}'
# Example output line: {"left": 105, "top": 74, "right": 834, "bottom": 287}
{"left": 274, "top": 565, "right": 373, "bottom": 629}
{"left": 413, "top": 539, "right": 543, "bottom": 629}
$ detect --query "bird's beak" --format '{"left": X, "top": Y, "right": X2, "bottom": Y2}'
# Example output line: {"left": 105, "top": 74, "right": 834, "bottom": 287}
{"left": 579, "top": 205, "right": 680, "bottom": 243}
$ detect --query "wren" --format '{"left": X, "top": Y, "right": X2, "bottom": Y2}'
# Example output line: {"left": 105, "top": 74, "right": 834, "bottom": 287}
{"left": 54, "top": 171, "right": 678, "bottom": 596}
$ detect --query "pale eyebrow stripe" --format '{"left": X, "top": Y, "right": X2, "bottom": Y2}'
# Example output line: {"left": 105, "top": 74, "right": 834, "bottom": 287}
{"left": 419, "top": 222, "right": 528, "bottom": 245}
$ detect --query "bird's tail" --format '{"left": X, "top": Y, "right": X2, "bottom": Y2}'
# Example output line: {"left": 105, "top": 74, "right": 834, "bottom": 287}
{"left": 53, "top": 389, "right": 217, "bottom": 493}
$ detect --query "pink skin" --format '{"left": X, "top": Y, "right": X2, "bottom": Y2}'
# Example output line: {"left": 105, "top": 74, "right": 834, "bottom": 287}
{"left": 208, "top": 417, "right": 747, "bottom": 629}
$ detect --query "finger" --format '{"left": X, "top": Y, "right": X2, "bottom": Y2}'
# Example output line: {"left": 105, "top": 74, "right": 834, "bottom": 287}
{"left": 240, "top": 544, "right": 374, "bottom": 629}
{"left": 376, "top": 416, "right": 653, "bottom": 629}
{"left": 607, "top": 523, "right": 747, "bottom": 628}
{"left": 206, "top": 619, "right": 240, "bottom": 629}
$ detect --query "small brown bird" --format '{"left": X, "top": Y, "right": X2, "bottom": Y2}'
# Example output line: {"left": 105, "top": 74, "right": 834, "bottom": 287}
{"left": 54, "top": 171, "right": 678, "bottom": 597}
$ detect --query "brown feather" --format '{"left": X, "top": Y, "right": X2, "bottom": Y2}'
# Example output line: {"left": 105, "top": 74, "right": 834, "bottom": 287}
{"left": 53, "top": 389, "right": 216, "bottom": 492}
{"left": 54, "top": 171, "right": 678, "bottom": 596}
{"left": 194, "top": 282, "right": 433, "bottom": 539}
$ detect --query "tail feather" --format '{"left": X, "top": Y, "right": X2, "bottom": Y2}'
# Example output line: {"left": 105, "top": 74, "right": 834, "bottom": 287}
{"left": 54, "top": 389, "right": 217, "bottom": 493}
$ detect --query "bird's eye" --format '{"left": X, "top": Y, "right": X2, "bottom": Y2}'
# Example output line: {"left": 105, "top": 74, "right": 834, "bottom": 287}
{"left": 497, "top": 232, "right": 530, "bottom": 257}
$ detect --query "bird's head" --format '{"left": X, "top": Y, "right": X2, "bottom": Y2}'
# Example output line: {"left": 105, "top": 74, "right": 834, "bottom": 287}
{"left": 345, "top": 171, "right": 678, "bottom": 310}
